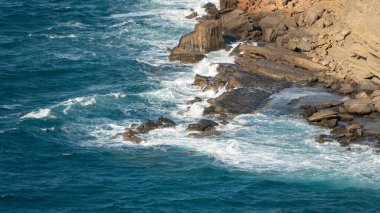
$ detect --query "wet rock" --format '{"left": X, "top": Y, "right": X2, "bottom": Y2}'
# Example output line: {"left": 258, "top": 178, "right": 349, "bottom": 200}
{"left": 156, "top": 116, "right": 176, "bottom": 128}
{"left": 316, "top": 134, "right": 334, "bottom": 144}
{"left": 123, "top": 129, "right": 142, "bottom": 143}
{"left": 188, "top": 129, "right": 222, "bottom": 138}
{"left": 186, "top": 97, "right": 202, "bottom": 105}
{"left": 344, "top": 98, "right": 373, "bottom": 115}
{"left": 186, "top": 119, "right": 218, "bottom": 132}
{"left": 363, "top": 131, "right": 380, "bottom": 138}
{"left": 193, "top": 74, "right": 212, "bottom": 90}
{"left": 319, "top": 119, "right": 338, "bottom": 128}
{"left": 331, "top": 124, "right": 362, "bottom": 142}
{"left": 308, "top": 109, "right": 338, "bottom": 122}
{"left": 211, "top": 64, "right": 290, "bottom": 92}
{"left": 205, "top": 88, "right": 271, "bottom": 115}
{"left": 185, "top": 11, "right": 198, "bottom": 19}
{"left": 137, "top": 119, "right": 159, "bottom": 134}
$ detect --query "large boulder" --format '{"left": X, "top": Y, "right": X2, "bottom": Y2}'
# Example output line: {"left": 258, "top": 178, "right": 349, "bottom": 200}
{"left": 169, "top": 20, "right": 225, "bottom": 63}
{"left": 343, "top": 98, "right": 373, "bottom": 115}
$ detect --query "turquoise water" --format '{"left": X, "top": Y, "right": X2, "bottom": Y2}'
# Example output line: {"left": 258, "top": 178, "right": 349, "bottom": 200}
{"left": 0, "top": 0, "right": 379, "bottom": 212}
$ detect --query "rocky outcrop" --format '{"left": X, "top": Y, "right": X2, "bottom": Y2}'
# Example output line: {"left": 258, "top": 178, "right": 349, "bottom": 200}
{"left": 169, "top": 19, "right": 225, "bottom": 63}
{"left": 111, "top": 116, "right": 177, "bottom": 143}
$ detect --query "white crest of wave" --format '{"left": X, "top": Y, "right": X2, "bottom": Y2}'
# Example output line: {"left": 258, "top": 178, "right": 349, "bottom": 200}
{"left": 21, "top": 108, "right": 52, "bottom": 119}
{"left": 62, "top": 97, "right": 96, "bottom": 114}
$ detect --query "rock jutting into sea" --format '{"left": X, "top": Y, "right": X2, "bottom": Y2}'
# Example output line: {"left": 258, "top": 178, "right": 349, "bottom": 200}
{"left": 164, "top": 0, "right": 380, "bottom": 150}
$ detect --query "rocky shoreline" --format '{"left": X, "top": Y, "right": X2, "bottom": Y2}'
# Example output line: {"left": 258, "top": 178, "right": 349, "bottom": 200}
{"left": 115, "top": 0, "right": 380, "bottom": 150}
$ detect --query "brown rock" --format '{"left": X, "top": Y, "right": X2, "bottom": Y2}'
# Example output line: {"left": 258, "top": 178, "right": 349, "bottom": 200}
{"left": 169, "top": 20, "right": 225, "bottom": 63}
{"left": 123, "top": 129, "right": 142, "bottom": 143}
{"left": 343, "top": 98, "right": 373, "bottom": 115}
{"left": 355, "top": 92, "right": 369, "bottom": 99}
{"left": 308, "top": 109, "right": 338, "bottom": 122}
{"left": 338, "top": 83, "right": 354, "bottom": 94}
{"left": 370, "top": 90, "right": 380, "bottom": 99}
{"left": 186, "top": 97, "right": 202, "bottom": 105}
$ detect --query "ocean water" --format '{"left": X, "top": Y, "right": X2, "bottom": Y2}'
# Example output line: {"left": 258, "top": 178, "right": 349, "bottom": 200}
{"left": 0, "top": 0, "right": 379, "bottom": 212}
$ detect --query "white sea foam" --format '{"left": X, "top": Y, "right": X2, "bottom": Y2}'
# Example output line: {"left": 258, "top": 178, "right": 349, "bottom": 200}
{"left": 62, "top": 97, "right": 96, "bottom": 114}
{"left": 21, "top": 108, "right": 52, "bottom": 119}
{"left": 44, "top": 34, "right": 77, "bottom": 39}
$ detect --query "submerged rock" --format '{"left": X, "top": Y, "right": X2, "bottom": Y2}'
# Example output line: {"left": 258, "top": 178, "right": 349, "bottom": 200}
{"left": 123, "top": 129, "right": 142, "bottom": 144}
{"left": 186, "top": 119, "right": 218, "bottom": 132}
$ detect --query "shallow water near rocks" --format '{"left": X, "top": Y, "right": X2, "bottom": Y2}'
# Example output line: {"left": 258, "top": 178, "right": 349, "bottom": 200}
{"left": 0, "top": 0, "right": 379, "bottom": 212}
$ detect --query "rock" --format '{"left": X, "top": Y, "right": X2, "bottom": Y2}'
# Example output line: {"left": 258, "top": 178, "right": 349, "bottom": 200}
{"left": 311, "top": 118, "right": 338, "bottom": 129}
{"left": 237, "top": 44, "right": 329, "bottom": 73}
{"left": 338, "top": 83, "right": 354, "bottom": 94}
{"left": 331, "top": 124, "right": 363, "bottom": 142}
{"left": 221, "top": 9, "right": 259, "bottom": 41}
{"left": 220, "top": 0, "right": 238, "bottom": 13}
{"left": 355, "top": 92, "right": 369, "bottom": 99}
{"left": 156, "top": 116, "right": 176, "bottom": 128}
{"left": 169, "top": 20, "right": 225, "bottom": 63}
{"left": 185, "top": 11, "right": 198, "bottom": 19}
{"left": 363, "top": 130, "right": 380, "bottom": 138}
{"left": 236, "top": 55, "right": 316, "bottom": 83}
{"left": 123, "top": 129, "right": 142, "bottom": 143}
{"left": 210, "top": 64, "right": 290, "bottom": 92}
{"left": 186, "top": 97, "right": 202, "bottom": 105}
{"left": 186, "top": 119, "right": 218, "bottom": 132}
{"left": 169, "top": 48, "right": 205, "bottom": 64}
{"left": 205, "top": 88, "right": 271, "bottom": 115}
{"left": 308, "top": 109, "right": 338, "bottom": 122}
{"left": 316, "top": 134, "right": 334, "bottom": 144}
{"left": 193, "top": 74, "right": 212, "bottom": 90}
{"left": 338, "top": 114, "right": 354, "bottom": 121}
{"left": 304, "top": 8, "right": 325, "bottom": 26}
{"left": 137, "top": 119, "right": 159, "bottom": 134}
{"left": 344, "top": 98, "right": 373, "bottom": 115}
{"left": 370, "top": 90, "right": 380, "bottom": 99}
{"left": 373, "top": 99, "right": 380, "bottom": 112}
{"left": 203, "top": 3, "right": 220, "bottom": 20}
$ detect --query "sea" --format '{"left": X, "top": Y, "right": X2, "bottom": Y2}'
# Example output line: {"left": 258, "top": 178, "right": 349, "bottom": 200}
{"left": 0, "top": 0, "right": 379, "bottom": 212}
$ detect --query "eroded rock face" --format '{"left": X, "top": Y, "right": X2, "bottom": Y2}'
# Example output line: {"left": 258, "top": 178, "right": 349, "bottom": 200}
{"left": 169, "top": 20, "right": 225, "bottom": 63}
{"left": 221, "top": 9, "right": 260, "bottom": 41}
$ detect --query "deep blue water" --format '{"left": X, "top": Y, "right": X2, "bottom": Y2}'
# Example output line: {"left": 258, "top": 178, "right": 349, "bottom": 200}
{"left": 1, "top": 0, "right": 379, "bottom": 212}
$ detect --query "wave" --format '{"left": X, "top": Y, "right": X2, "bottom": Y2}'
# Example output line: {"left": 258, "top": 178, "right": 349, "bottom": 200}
{"left": 21, "top": 108, "right": 52, "bottom": 119}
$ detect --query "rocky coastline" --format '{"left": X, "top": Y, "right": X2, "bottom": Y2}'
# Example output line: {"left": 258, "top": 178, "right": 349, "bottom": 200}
{"left": 116, "top": 0, "right": 380, "bottom": 151}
